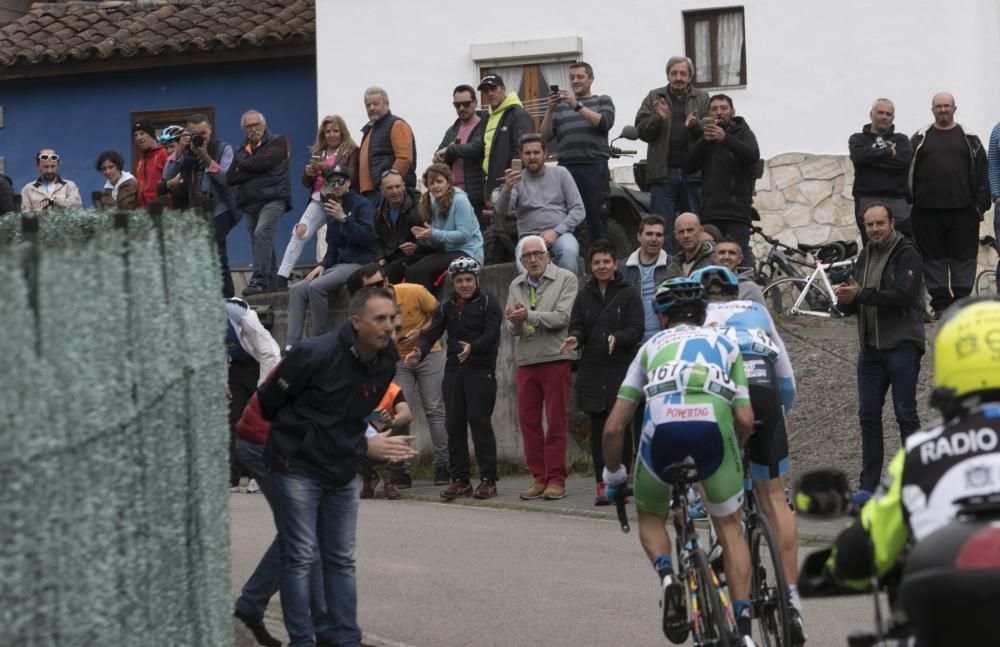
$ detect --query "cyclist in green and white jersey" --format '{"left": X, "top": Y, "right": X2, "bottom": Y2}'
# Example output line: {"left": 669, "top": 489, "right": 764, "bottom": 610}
{"left": 602, "top": 277, "right": 756, "bottom": 643}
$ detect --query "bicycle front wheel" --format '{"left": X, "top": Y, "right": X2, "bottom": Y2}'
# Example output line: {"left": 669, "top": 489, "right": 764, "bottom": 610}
{"left": 750, "top": 516, "right": 792, "bottom": 647}
{"left": 975, "top": 268, "right": 997, "bottom": 296}
{"left": 762, "top": 276, "right": 837, "bottom": 317}
{"left": 691, "top": 550, "right": 733, "bottom": 647}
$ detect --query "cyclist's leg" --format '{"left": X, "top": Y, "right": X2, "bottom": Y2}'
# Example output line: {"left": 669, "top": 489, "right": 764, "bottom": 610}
{"left": 633, "top": 455, "right": 673, "bottom": 565}
{"left": 747, "top": 372, "right": 798, "bottom": 582}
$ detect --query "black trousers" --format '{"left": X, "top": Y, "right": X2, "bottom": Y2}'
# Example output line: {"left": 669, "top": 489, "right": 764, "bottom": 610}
{"left": 443, "top": 367, "right": 498, "bottom": 482}
{"left": 590, "top": 410, "right": 636, "bottom": 484}
{"left": 911, "top": 206, "right": 979, "bottom": 313}
{"left": 404, "top": 251, "right": 466, "bottom": 292}
{"left": 228, "top": 358, "right": 259, "bottom": 485}
{"left": 562, "top": 161, "right": 608, "bottom": 241}
{"left": 214, "top": 210, "right": 241, "bottom": 298}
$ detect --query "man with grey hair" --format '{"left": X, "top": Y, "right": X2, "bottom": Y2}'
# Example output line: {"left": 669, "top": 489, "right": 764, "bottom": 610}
{"left": 227, "top": 110, "right": 292, "bottom": 296}
{"left": 358, "top": 86, "right": 417, "bottom": 198}
{"left": 634, "top": 56, "right": 709, "bottom": 254}
{"left": 505, "top": 234, "right": 578, "bottom": 501}
{"left": 849, "top": 98, "right": 914, "bottom": 243}
{"left": 909, "top": 92, "right": 989, "bottom": 318}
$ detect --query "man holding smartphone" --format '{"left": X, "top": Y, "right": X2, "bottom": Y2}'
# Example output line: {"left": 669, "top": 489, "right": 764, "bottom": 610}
{"left": 540, "top": 61, "right": 616, "bottom": 242}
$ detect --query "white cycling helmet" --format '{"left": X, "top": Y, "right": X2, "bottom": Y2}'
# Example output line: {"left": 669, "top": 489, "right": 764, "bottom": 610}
{"left": 448, "top": 256, "right": 481, "bottom": 277}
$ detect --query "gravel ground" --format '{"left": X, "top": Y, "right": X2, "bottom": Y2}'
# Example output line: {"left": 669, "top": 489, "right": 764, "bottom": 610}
{"left": 776, "top": 313, "right": 939, "bottom": 488}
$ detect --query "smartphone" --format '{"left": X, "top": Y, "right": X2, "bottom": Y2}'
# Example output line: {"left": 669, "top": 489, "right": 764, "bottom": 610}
{"left": 364, "top": 409, "right": 384, "bottom": 423}
{"left": 310, "top": 154, "right": 323, "bottom": 165}
{"left": 511, "top": 159, "right": 523, "bottom": 172}
{"left": 549, "top": 84, "right": 559, "bottom": 93}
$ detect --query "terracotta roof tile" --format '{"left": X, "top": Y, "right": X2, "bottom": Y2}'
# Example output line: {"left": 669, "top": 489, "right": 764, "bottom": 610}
{"left": 0, "top": 0, "right": 314, "bottom": 68}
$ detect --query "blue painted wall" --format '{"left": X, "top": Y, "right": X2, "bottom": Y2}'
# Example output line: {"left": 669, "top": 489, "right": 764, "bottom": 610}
{"left": 0, "top": 57, "right": 318, "bottom": 267}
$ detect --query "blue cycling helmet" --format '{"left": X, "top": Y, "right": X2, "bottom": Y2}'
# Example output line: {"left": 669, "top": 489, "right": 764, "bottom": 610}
{"left": 691, "top": 265, "right": 739, "bottom": 297}
{"left": 158, "top": 125, "right": 185, "bottom": 144}
{"left": 653, "top": 277, "right": 706, "bottom": 314}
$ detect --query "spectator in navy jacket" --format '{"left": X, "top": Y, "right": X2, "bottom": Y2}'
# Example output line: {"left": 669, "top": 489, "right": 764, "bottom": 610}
{"left": 285, "top": 164, "right": 376, "bottom": 351}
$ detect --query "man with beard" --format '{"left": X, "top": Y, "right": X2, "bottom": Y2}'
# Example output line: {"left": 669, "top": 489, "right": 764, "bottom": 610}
{"left": 20, "top": 148, "right": 82, "bottom": 212}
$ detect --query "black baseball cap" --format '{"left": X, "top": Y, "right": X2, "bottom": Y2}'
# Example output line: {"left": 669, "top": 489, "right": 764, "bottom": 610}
{"left": 325, "top": 163, "right": 350, "bottom": 179}
{"left": 477, "top": 73, "right": 504, "bottom": 90}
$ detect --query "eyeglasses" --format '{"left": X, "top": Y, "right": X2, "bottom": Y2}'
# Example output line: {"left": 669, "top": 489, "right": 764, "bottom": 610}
{"left": 452, "top": 101, "right": 474, "bottom": 109}
{"left": 520, "top": 250, "right": 548, "bottom": 260}
{"left": 328, "top": 177, "right": 348, "bottom": 187}
{"left": 380, "top": 168, "right": 401, "bottom": 179}
{"left": 242, "top": 121, "right": 264, "bottom": 131}
{"left": 37, "top": 154, "right": 60, "bottom": 162}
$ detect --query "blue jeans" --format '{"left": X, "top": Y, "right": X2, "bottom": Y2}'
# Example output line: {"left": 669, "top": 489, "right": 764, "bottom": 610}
{"left": 649, "top": 168, "right": 702, "bottom": 255}
{"left": 233, "top": 440, "right": 331, "bottom": 640}
{"left": 515, "top": 233, "right": 580, "bottom": 274}
{"left": 274, "top": 471, "right": 362, "bottom": 647}
{"left": 857, "top": 344, "right": 922, "bottom": 491}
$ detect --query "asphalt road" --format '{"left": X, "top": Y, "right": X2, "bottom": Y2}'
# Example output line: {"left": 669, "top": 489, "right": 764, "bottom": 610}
{"left": 231, "top": 493, "right": 885, "bottom": 647}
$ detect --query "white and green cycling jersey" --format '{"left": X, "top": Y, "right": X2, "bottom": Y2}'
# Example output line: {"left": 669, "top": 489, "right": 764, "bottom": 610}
{"left": 618, "top": 323, "right": 750, "bottom": 408}
{"left": 618, "top": 324, "right": 751, "bottom": 517}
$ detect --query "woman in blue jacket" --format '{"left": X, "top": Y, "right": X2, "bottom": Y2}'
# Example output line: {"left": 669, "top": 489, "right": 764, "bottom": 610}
{"left": 407, "top": 163, "right": 483, "bottom": 291}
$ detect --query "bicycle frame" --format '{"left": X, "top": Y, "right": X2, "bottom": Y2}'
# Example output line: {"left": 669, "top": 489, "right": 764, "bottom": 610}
{"left": 787, "top": 259, "right": 854, "bottom": 317}
{"left": 615, "top": 462, "right": 737, "bottom": 644}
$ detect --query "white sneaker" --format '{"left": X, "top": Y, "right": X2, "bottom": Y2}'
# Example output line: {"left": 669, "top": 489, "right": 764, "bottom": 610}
{"left": 247, "top": 478, "right": 261, "bottom": 494}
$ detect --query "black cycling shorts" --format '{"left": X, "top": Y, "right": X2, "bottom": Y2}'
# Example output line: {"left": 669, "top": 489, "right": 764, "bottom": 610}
{"left": 744, "top": 357, "right": 790, "bottom": 480}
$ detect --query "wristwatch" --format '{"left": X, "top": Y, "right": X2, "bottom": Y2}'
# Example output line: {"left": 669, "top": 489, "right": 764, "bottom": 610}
{"left": 573, "top": 104, "right": 583, "bottom": 112}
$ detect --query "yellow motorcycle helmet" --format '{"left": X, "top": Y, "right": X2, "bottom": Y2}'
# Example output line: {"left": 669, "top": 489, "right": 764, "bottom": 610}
{"left": 931, "top": 297, "right": 1000, "bottom": 414}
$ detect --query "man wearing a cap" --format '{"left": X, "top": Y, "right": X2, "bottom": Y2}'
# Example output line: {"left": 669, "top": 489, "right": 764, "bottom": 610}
{"left": 132, "top": 119, "right": 169, "bottom": 209}
{"left": 479, "top": 73, "right": 535, "bottom": 203}
{"left": 285, "top": 164, "right": 376, "bottom": 351}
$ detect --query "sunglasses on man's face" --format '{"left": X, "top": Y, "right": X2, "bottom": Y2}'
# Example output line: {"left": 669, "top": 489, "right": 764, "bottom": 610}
{"left": 328, "top": 177, "right": 348, "bottom": 187}
{"left": 38, "top": 154, "right": 60, "bottom": 162}
{"left": 452, "top": 101, "right": 474, "bottom": 109}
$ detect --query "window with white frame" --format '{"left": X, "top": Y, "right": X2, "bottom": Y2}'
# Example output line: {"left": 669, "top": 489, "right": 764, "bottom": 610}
{"left": 683, "top": 7, "right": 746, "bottom": 88}
{"left": 472, "top": 37, "right": 583, "bottom": 131}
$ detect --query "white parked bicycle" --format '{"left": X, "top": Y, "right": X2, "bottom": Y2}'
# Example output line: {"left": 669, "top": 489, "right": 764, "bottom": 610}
{"left": 762, "top": 258, "right": 855, "bottom": 318}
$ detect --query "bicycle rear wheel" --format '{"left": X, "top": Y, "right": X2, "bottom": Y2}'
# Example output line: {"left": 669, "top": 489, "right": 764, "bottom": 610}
{"left": 750, "top": 515, "right": 792, "bottom": 647}
{"left": 975, "top": 269, "right": 997, "bottom": 296}
{"left": 762, "top": 276, "right": 837, "bottom": 317}
{"left": 691, "top": 550, "right": 733, "bottom": 647}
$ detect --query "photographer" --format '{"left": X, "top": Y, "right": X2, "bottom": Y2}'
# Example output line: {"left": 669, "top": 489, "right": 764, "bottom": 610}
{"left": 285, "top": 164, "right": 376, "bottom": 352}
{"left": 185, "top": 114, "right": 241, "bottom": 297}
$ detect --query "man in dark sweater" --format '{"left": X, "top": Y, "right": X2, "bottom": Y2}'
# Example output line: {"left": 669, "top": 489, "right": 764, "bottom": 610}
{"left": 834, "top": 202, "right": 925, "bottom": 506}
{"left": 683, "top": 94, "right": 760, "bottom": 261}
{"left": 433, "top": 84, "right": 486, "bottom": 218}
{"left": 848, "top": 98, "right": 914, "bottom": 243}
{"left": 909, "top": 92, "right": 989, "bottom": 317}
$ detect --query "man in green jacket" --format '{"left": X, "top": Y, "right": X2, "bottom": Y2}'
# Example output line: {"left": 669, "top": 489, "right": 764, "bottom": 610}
{"left": 634, "top": 56, "right": 710, "bottom": 254}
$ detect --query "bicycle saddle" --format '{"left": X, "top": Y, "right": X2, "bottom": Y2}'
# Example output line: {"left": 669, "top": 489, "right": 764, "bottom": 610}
{"left": 661, "top": 458, "right": 699, "bottom": 485}
{"left": 796, "top": 240, "right": 858, "bottom": 263}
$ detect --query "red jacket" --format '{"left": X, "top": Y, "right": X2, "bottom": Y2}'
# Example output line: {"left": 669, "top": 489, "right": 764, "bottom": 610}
{"left": 135, "top": 145, "right": 168, "bottom": 207}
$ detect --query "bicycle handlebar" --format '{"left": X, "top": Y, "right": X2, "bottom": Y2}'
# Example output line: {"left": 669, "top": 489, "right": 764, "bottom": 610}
{"left": 614, "top": 485, "right": 634, "bottom": 533}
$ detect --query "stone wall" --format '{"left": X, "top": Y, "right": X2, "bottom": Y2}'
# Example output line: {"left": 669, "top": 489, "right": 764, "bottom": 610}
{"left": 752, "top": 153, "right": 997, "bottom": 273}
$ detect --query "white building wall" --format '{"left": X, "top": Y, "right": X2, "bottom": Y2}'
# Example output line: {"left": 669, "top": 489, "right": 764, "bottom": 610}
{"left": 318, "top": 0, "right": 1000, "bottom": 168}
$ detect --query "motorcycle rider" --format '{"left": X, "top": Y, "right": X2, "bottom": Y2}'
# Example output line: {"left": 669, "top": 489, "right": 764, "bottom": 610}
{"left": 801, "top": 297, "right": 1000, "bottom": 646}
